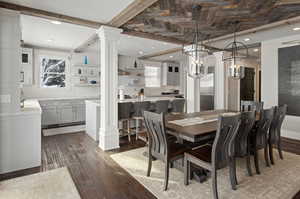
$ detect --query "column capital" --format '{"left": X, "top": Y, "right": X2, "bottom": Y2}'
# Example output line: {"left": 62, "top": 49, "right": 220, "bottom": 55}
{"left": 97, "top": 25, "right": 123, "bottom": 41}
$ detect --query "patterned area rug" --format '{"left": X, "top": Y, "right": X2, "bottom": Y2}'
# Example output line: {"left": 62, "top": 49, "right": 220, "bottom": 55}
{"left": 0, "top": 167, "right": 81, "bottom": 199}
{"left": 111, "top": 147, "right": 300, "bottom": 199}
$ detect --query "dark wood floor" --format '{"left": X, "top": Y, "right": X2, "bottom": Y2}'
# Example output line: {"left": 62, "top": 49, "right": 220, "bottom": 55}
{"left": 1, "top": 133, "right": 300, "bottom": 199}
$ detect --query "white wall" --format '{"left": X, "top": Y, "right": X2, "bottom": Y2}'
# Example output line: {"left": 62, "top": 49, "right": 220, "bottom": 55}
{"left": 0, "top": 9, "right": 21, "bottom": 114}
{"left": 23, "top": 41, "right": 100, "bottom": 99}
{"left": 261, "top": 34, "right": 300, "bottom": 140}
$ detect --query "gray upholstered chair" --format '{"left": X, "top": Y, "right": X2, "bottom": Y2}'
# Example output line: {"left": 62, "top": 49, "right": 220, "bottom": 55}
{"left": 234, "top": 111, "right": 256, "bottom": 177}
{"left": 132, "top": 101, "right": 151, "bottom": 141}
{"left": 184, "top": 114, "right": 241, "bottom": 199}
{"left": 118, "top": 102, "right": 133, "bottom": 141}
{"left": 154, "top": 100, "right": 170, "bottom": 114}
{"left": 269, "top": 104, "right": 287, "bottom": 164}
{"left": 250, "top": 108, "right": 274, "bottom": 174}
{"left": 170, "top": 99, "right": 186, "bottom": 113}
{"left": 143, "top": 111, "right": 189, "bottom": 191}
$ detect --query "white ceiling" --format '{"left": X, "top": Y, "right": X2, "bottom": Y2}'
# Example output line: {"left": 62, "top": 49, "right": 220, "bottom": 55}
{"left": 21, "top": 15, "right": 181, "bottom": 60}
{"left": 4, "top": 0, "right": 134, "bottom": 23}
{"left": 21, "top": 15, "right": 96, "bottom": 50}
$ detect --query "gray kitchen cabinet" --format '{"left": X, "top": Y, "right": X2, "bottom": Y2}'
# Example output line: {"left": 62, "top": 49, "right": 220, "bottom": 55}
{"left": 60, "top": 105, "right": 74, "bottom": 124}
{"left": 41, "top": 106, "right": 58, "bottom": 126}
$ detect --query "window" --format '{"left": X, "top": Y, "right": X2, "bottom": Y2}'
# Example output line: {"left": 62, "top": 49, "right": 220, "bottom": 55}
{"left": 40, "top": 56, "right": 66, "bottom": 88}
{"left": 168, "top": 66, "right": 173, "bottom": 72}
{"left": 145, "top": 66, "right": 161, "bottom": 87}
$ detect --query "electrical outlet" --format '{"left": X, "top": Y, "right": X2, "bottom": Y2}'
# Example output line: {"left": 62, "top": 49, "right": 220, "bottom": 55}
{"left": 0, "top": 95, "right": 11, "bottom": 104}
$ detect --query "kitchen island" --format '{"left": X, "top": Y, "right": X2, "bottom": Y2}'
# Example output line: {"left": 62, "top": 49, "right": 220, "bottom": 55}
{"left": 85, "top": 96, "right": 184, "bottom": 141}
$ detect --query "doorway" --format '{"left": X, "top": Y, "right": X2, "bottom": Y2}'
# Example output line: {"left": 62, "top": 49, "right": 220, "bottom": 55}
{"left": 240, "top": 67, "right": 255, "bottom": 101}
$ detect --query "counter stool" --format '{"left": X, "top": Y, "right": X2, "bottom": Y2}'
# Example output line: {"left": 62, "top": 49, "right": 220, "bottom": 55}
{"left": 118, "top": 102, "right": 133, "bottom": 142}
{"left": 132, "top": 101, "right": 151, "bottom": 141}
{"left": 154, "top": 100, "right": 170, "bottom": 114}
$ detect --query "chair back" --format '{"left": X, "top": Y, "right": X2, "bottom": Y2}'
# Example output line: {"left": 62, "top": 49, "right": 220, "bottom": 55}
{"left": 171, "top": 99, "right": 186, "bottom": 113}
{"left": 255, "top": 108, "right": 274, "bottom": 148}
{"left": 132, "top": 101, "right": 151, "bottom": 117}
{"left": 118, "top": 102, "right": 133, "bottom": 120}
{"left": 234, "top": 111, "right": 256, "bottom": 157}
{"left": 143, "top": 111, "right": 168, "bottom": 161}
{"left": 241, "top": 101, "right": 264, "bottom": 113}
{"left": 154, "top": 100, "right": 170, "bottom": 114}
{"left": 212, "top": 114, "right": 241, "bottom": 170}
{"left": 270, "top": 104, "right": 287, "bottom": 144}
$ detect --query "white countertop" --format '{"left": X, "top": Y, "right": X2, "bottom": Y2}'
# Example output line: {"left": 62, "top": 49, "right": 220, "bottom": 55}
{"left": 21, "top": 99, "right": 42, "bottom": 115}
{"left": 35, "top": 96, "right": 100, "bottom": 101}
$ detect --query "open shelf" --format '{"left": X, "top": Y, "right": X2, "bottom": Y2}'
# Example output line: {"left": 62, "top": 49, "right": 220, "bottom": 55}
{"left": 73, "top": 83, "right": 100, "bottom": 87}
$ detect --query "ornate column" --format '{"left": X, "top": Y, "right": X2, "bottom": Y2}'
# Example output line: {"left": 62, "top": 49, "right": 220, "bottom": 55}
{"left": 97, "top": 26, "right": 122, "bottom": 151}
{"left": 186, "top": 56, "right": 201, "bottom": 113}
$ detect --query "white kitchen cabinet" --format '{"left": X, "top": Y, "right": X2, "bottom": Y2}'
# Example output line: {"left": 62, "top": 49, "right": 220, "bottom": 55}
{"left": 41, "top": 106, "right": 58, "bottom": 126}
{"left": 162, "top": 63, "right": 180, "bottom": 86}
{"left": 60, "top": 105, "right": 74, "bottom": 124}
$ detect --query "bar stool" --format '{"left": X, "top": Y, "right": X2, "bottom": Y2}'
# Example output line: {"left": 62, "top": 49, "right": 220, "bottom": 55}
{"left": 170, "top": 99, "right": 186, "bottom": 113}
{"left": 118, "top": 102, "right": 133, "bottom": 142}
{"left": 154, "top": 100, "right": 170, "bottom": 114}
{"left": 132, "top": 101, "right": 151, "bottom": 141}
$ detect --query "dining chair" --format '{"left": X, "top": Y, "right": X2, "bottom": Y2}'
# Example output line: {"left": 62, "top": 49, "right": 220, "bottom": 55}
{"left": 240, "top": 100, "right": 264, "bottom": 113}
{"left": 250, "top": 108, "right": 274, "bottom": 174}
{"left": 170, "top": 99, "right": 186, "bottom": 113}
{"left": 143, "top": 111, "right": 189, "bottom": 191}
{"left": 234, "top": 111, "right": 256, "bottom": 178}
{"left": 184, "top": 114, "right": 241, "bottom": 199}
{"left": 118, "top": 102, "right": 133, "bottom": 142}
{"left": 154, "top": 100, "right": 170, "bottom": 114}
{"left": 132, "top": 101, "right": 151, "bottom": 141}
{"left": 269, "top": 104, "right": 287, "bottom": 164}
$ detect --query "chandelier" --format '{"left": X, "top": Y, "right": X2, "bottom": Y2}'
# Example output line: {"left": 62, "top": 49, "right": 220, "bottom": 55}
{"left": 183, "top": 5, "right": 210, "bottom": 79}
{"left": 222, "top": 21, "right": 248, "bottom": 79}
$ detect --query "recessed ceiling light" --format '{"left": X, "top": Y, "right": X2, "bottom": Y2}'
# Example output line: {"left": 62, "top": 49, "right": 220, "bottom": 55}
{"left": 51, "top": 20, "right": 61, "bottom": 25}
{"left": 151, "top": 46, "right": 155, "bottom": 49}
{"left": 293, "top": 27, "right": 300, "bottom": 31}
{"left": 169, "top": 55, "right": 174, "bottom": 58}
{"left": 163, "top": 42, "right": 167, "bottom": 45}
{"left": 139, "top": 51, "right": 144, "bottom": 55}
{"left": 244, "top": 38, "right": 251, "bottom": 41}
{"left": 253, "top": 48, "right": 259, "bottom": 52}
{"left": 47, "top": 39, "right": 54, "bottom": 42}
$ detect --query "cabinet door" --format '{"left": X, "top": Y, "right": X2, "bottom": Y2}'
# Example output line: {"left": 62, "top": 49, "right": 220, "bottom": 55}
{"left": 60, "top": 105, "right": 74, "bottom": 124}
{"left": 42, "top": 106, "right": 58, "bottom": 126}
{"left": 74, "top": 104, "right": 85, "bottom": 122}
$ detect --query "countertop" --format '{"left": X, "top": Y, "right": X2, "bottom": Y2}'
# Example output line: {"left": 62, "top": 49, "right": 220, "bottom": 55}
{"left": 21, "top": 99, "right": 42, "bottom": 115}
{"left": 34, "top": 96, "right": 100, "bottom": 101}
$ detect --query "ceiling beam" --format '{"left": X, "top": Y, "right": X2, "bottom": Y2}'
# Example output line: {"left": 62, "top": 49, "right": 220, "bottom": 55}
{"left": 275, "top": 0, "right": 300, "bottom": 6}
{"left": 139, "top": 47, "right": 183, "bottom": 59}
{"left": 0, "top": 1, "right": 103, "bottom": 28}
{"left": 109, "top": 0, "right": 159, "bottom": 27}
{"left": 74, "top": 34, "right": 98, "bottom": 53}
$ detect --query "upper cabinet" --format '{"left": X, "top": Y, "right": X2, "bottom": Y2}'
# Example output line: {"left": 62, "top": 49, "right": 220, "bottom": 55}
{"left": 162, "top": 62, "right": 180, "bottom": 86}
{"left": 21, "top": 48, "right": 33, "bottom": 85}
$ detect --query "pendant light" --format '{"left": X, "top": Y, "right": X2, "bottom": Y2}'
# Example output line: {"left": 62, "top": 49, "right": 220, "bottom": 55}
{"left": 183, "top": 5, "right": 210, "bottom": 79}
{"left": 222, "top": 21, "right": 248, "bottom": 79}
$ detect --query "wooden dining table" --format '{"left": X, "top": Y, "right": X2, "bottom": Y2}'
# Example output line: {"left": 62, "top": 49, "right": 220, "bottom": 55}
{"left": 165, "top": 110, "right": 238, "bottom": 143}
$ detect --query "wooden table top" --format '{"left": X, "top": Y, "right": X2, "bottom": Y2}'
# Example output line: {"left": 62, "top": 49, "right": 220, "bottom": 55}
{"left": 165, "top": 110, "right": 236, "bottom": 142}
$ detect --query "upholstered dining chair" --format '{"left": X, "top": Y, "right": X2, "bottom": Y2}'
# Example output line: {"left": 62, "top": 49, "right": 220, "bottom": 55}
{"left": 154, "top": 100, "right": 170, "bottom": 114}
{"left": 234, "top": 111, "right": 256, "bottom": 178}
{"left": 250, "top": 108, "right": 274, "bottom": 174}
{"left": 240, "top": 100, "right": 264, "bottom": 113}
{"left": 118, "top": 102, "right": 133, "bottom": 142}
{"left": 170, "top": 99, "right": 186, "bottom": 113}
{"left": 184, "top": 113, "right": 241, "bottom": 199}
{"left": 269, "top": 104, "right": 287, "bottom": 164}
{"left": 143, "top": 111, "right": 189, "bottom": 191}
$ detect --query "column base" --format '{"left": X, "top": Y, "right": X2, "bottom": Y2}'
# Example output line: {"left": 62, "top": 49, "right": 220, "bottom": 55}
{"left": 98, "top": 127, "right": 120, "bottom": 151}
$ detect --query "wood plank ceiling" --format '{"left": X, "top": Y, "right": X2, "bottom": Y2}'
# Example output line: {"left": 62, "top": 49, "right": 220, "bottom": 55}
{"left": 122, "top": 0, "right": 300, "bottom": 44}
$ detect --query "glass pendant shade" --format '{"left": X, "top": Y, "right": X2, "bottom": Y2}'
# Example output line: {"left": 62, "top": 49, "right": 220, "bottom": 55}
{"left": 228, "top": 63, "right": 245, "bottom": 79}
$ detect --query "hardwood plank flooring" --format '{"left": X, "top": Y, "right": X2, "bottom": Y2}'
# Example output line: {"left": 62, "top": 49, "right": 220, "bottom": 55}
{"left": 1, "top": 132, "right": 300, "bottom": 199}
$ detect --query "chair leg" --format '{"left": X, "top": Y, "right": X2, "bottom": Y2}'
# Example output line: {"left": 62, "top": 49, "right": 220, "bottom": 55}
{"left": 229, "top": 159, "right": 237, "bottom": 190}
{"left": 147, "top": 149, "right": 152, "bottom": 177}
{"left": 135, "top": 119, "right": 139, "bottom": 140}
{"left": 184, "top": 156, "right": 189, "bottom": 185}
{"left": 264, "top": 142, "right": 270, "bottom": 167}
{"left": 278, "top": 139, "right": 284, "bottom": 160}
{"left": 164, "top": 160, "right": 170, "bottom": 191}
{"left": 127, "top": 120, "right": 131, "bottom": 142}
{"left": 269, "top": 141, "right": 274, "bottom": 165}
{"left": 246, "top": 152, "right": 253, "bottom": 176}
{"left": 254, "top": 149, "right": 260, "bottom": 175}
{"left": 212, "top": 169, "right": 219, "bottom": 199}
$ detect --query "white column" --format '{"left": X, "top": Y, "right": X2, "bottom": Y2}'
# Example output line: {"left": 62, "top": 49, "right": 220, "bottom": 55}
{"left": 97, "top": 26, "right": 122, "bottom": 151}
{"left": 214, "top": 51, "right": 225, "bottom": 110}
{"left": 186, "top": 56, "right": 200, "bottom": 113}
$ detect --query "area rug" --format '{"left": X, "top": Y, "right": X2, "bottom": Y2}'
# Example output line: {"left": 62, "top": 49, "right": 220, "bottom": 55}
{"left": 111, "top": 147, "right": 300, "bottom": 199}
{"left": 0, "top": 167, "right": 81, "bottom": 199}
{"left": 43, "top": 125, "right": 85, "bottom": 136}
